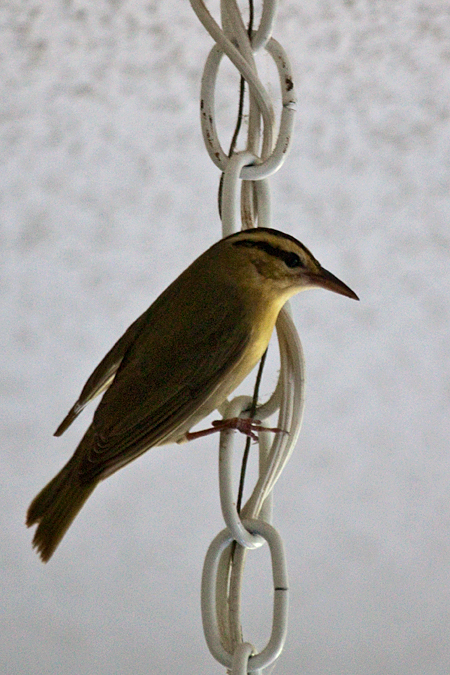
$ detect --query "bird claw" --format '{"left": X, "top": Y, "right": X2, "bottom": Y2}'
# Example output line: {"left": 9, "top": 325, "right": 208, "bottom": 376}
{"left": 185, "top": 417, "right": 287, "bottom": 442}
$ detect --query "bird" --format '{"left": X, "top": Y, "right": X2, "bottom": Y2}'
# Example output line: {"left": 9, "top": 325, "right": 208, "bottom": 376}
{"left": 26, "top": 227, "right": 358, "bottom": 561}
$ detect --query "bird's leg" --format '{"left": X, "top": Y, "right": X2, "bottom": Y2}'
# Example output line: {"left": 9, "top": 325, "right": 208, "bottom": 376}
{"left": 185, "top": 418, "right": 287, "bottom": 443}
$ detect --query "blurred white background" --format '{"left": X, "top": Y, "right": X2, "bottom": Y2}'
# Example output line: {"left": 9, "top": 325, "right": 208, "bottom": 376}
{"left": 2, "top": 1, "right": 450, "bottom": 673}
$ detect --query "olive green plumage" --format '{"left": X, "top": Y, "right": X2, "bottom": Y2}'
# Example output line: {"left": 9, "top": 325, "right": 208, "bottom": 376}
{"left": 27, "top": 228, "right": 358, "bottom": 561}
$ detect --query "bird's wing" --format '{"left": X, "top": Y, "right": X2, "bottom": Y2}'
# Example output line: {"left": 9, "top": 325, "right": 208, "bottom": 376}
{"left": 77, "top": 298, "right": 252, "bottom": 482}
{"left": 54, "top": 311, "right": 151, "bottom": 436}
{"left": 76, "top": 284, "right": 255, "bottom": 480}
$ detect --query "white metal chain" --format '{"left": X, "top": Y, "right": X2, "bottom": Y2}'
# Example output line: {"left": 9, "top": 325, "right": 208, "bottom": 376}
{"left": 189, "top": 1, "right": 305, "bottom": 672}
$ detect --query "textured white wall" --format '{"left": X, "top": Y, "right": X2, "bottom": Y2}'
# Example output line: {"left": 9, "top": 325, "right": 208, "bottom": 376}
{"left": 2, "top": 1, "right": 450, "bottom": 674}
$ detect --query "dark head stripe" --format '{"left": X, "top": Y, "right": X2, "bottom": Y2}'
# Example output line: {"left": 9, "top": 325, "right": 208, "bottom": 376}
{"left": 225, "top": 227, "right": 316, "bottom": 263}
{"left": 232, "top": 238, "right": 303, "bottom": 267}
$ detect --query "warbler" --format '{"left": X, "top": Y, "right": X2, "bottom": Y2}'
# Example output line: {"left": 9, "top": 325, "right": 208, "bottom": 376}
{"left": 27, "top": 227, "right": 358, "bottom": 561}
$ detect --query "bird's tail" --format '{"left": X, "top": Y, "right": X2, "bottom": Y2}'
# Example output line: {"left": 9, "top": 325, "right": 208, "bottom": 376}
{"left": 26, "top": 429, "right": 97, "bottom": 562}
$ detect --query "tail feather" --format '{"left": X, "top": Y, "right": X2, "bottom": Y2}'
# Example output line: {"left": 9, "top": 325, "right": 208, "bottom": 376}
{"left": 27, "top": 429, "right": 98, "bottom": 562}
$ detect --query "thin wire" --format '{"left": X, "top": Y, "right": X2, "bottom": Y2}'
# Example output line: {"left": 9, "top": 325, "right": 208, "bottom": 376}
{"left": 227, "top": 0, "right": 261, "bottom": 571}
{"left": 228, "top": 0, "right": 254, "bottom": 158}
{"left": 236, "top": 347, "right": 267, "bottom": 515}
{"left": 224, "top": 0, "right": 259, "bottom": 519}
{"left": 218, "top": 0, "right": 254, "bottom": 218}
{"left": 228, "top": 72, "right": 246, "bottom": 156}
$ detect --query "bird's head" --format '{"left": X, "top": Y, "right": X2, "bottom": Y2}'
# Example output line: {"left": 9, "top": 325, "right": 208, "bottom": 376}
{"left": 224, "top": 228, "right": 359, "bottom": 301}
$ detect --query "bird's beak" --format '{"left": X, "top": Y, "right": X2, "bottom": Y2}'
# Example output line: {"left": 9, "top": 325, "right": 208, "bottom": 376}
{"left": 308, "top": 267, "right": 359, "bottom": 300}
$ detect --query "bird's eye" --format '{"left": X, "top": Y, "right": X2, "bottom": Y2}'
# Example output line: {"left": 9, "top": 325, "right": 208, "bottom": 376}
{"left": 284, "top": 252, "right": 303, "bottom": 268}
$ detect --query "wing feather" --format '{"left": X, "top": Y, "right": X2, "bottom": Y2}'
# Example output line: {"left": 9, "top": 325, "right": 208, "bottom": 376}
{"left": 76, "top": 272, "right": 254, "bottom": 482}
{"left": 54, "top": 311, "right": 150, "bottom": 436}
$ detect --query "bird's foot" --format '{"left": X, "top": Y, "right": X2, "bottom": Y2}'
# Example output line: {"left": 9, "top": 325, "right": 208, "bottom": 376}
{"left": 185, "top": 418, "right": 287, "bottom": 443}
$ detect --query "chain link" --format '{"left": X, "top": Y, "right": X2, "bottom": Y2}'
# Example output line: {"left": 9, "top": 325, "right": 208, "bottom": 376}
{"left": 200, "top": 37, "right": 296, "bottom": 180}
{"left": 201, "top": 520, "right": 289, "bottom": 671}
{"left": 190, "top": 1, "right": 305, "bottom": 672}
